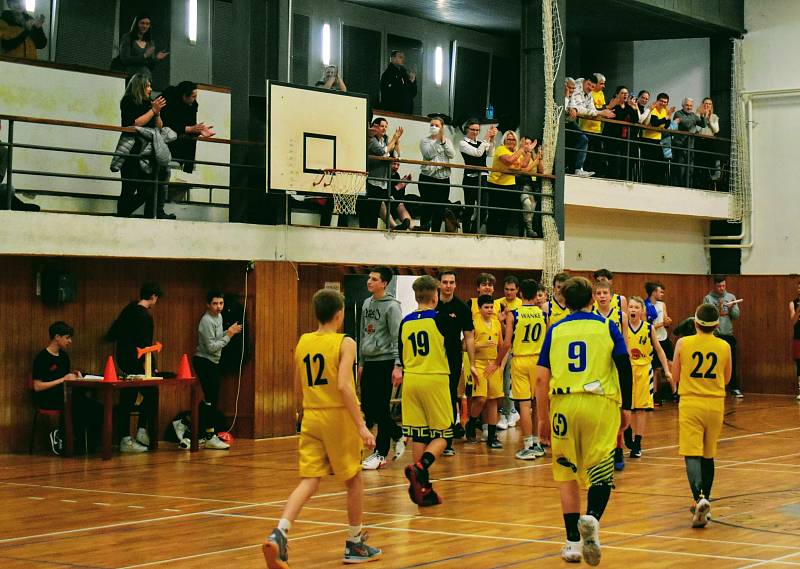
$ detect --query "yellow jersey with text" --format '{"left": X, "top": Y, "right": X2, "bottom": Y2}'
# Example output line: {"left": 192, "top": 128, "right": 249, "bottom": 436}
{"left": 511, "top": 305, "right": 547, "bottom": 357}
{"left": 537, "top": 312, "right": 628, "bottom": 404}
{"left": 628, "top": 321, "right": 654, "bottom": 367}
{"left": 474, "top": 315, "right": 502, "bottom": 361}
{"left": 678, "top": 333, "right": 730, "bottom": 398}
{"left": 643, "top": 107, "right": 668, "bottom": 140}
{"left": 399, "top": 310, "right": 450, "bottom": 376}
{"left": 579, "top": 90, "right": 606, "bottom": 133}
{"left": 295, "top": 332, "right": 352, "bottom": 409}
{"left": 593, "top": 303, "right": 624, "bottom": 332}
{"left": 494, "top": 296, "right": 523, "bottom": 317}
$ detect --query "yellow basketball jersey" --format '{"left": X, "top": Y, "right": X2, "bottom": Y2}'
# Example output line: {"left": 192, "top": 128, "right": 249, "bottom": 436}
{"left": 548, "top": 297, "right": 570, "bottom": 326}
{"left": 511, "top": 304, "right": 547, "bottom": 357}
{"left": 474, "top": 315, "right": 502, "bottom": 361}
{"left": 295, "top": 332, "right": 352, "bottom": 409}
{"left": 494, "top": 297, "right": 522, "bottom": 316}
{"left": 400, "top": 310, "right": 450, "bottom": 376}
{"left": 610, "top": 293, "right": 623, "bottom": 311}
{"left": 538, "top": 312, "right": 628, "bottom": 404}
{"left": 628, "top": 320, "right": 653, "bottom": 367}
{"left": 593, "top": 303, "right": 624, "bottom": 332}
{"left": 678, "top": 333, "right": 730, "bottom": 398}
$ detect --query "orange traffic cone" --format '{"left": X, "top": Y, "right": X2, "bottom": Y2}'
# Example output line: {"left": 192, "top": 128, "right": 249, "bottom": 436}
{"left": 103, "top": 356, "right": 119, "bottom": 382}
{"left": 177, "top": 354, "right": 193, "bottom": 380}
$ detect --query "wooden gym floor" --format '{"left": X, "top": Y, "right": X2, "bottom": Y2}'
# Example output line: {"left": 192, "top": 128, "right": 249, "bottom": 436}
{"left": 1, "top": 395, "right": 800, "bottom": 568}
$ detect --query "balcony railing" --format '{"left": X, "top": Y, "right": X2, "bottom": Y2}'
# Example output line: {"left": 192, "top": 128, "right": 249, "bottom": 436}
{"left": 565, "top": 114, "right": 731, "bottom": 191}
{"left": 0, "top": 113, "right": 555, "bottom": 238}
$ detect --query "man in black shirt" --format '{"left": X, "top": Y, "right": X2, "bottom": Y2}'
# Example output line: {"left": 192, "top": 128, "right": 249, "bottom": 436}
{"left": 31, "top": 321, "right": 100, "bottom": 454}
{"left": 106, "top": 282, "right": 161, "bottom": 453}
{"left": 379, "top": 51, "right": 417, "bottom": 114}
{"left": 436, "top": 270, "right": 477, "bottom": 455}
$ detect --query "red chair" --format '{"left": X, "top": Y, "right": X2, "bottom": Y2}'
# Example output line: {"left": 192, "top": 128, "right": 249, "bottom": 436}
{"left": 28, "top": 376, "right": 61, "bottom": 454}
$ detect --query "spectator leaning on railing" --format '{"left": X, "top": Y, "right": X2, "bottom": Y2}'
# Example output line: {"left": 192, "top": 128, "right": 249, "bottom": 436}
{"left": 459, "top": 120, "right": 497, "bottom": 233}
{"left": 486, "top": 131, "right": 536, "bottom": 236}
{"left": 640, "top": 92, "right": 675, "bottom": 185}
{"left": 0, "top": 0, "right": 47, "bottom": 60}
{"left": 363, "top": 117, "right": 402, "bottom": 229}
{"left": 161, "top": 81, "right": 215, "bottom": 173}
{"left": 671, "top": 98, "right": 706, "bottom": 187}
{"left": 696, "top": 97, "right": 722, "bottom": 188}
{"left": 605, "top": 86, "right": 640, "bottom": 181}
{"left": 419, "top": 117, "right": 455, "bottom": 232}
{"left": 569, "top": 76, "right": 614, "bottom": 178}
{"left": 583, "top": 73, "right": 608, "bottom": 176}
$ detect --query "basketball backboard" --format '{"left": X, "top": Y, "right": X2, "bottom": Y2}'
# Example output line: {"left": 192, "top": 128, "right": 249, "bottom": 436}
{"left": 266, "top": 81, "right": 368, "bottom": 194}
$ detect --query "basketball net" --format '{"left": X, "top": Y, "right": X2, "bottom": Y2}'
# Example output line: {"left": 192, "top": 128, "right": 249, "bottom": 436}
{"left": 541, "top": 0, "right": 565, "bottom": 291}
{"left": 317, "top": 169, "right": 367, "bottom": 216}
{"left": 729, "top": 39, "right": 750, "bottom": 223}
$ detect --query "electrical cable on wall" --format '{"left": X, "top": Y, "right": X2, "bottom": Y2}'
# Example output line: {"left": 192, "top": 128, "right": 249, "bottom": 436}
{"left": 225, "top": 262, "right": 249, "bottom": 434}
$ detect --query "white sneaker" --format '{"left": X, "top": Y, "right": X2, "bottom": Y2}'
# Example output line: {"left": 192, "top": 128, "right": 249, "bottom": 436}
{"left": 515, "top": 447, "right": 539, "bottom": 460}
{"left": 497, "top": 415, "right": 509, "bottom": 430}
{"left": 507, "top": 410, "right": 521, "bottom": 428}
{"left": 361, "top": 452, "right": 387, "bottom": 470}
{"left": 575, "top": 168, "right": 595, "bottom": 178}
{"left": 179, "top": 437, "right": 191, "bottom": 450}
{"left": 530, "top": 443, "right": 546, "bottom": 457}
{"left": 578, "top": 515, "right": 601, "bottom": 566}
{"left": 120, "top": 436, "right": 148, "bottom": 453}
{"left": 172, "top": 419, "right": 187, "bottom": 441}
{"left": 561, "top": 539, "right": 582, "bottom": 563}
{"left": 203, "top": 434, "right": 230, "bottom": 450}
{"left": 135, "top": 427, "right": 150, "bottom": 447}
{"left": 692, "top": 498, "right": 711, "bottom": 528}
{"left": 796, "top": 391, "right": 800, "bottom": 401}
{"left": 393, "top": 438, "right": 406, "bottom": 461}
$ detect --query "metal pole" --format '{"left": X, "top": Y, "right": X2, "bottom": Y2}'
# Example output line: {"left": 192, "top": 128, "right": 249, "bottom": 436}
{"left": 151, "top": 146, "right": 159, "bottom": 219}
{"left": 477, "top": 175, "right": 483, "bottom": 236}
{"left": 5, "top": 120, "right": 13, "bottom": 211}
{"left": 625, "top": 130, "right": 631, "bottom": 182}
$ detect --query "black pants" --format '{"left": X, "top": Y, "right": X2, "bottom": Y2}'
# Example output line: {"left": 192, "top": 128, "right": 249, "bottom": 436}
{"left": 116, "top": 387, "right": 157, "bottom": 441}
{"left": 418, "top": 174, "right": 450, "bottom": 231}
{"left": 361, "top": 359, "right": 402, "bottom": 457}
{"left": 641, "top": 139, "right": 666, "bottom": 185}
{"left": 486, "top": 181, "right": 515, "bottom": 236}
{"left": 717, "top": 334, "right": 739, "bottom": 392}
{"left": 118, "top": 160, "right": 168, "bottom": 217}
{"left": 461, "top": 173, "right": 487, "bottom": 233}
{"left": 194, "top": 355, "right": 226, "bottom": 434}
{"left": 357, "top": 183, "right": 386, "bottom": 228}
{"left": 45, "top": 390, "right": 103, "bottom": 452}
{"left": 447, "top": 353, "right": 464, "bottom": 424}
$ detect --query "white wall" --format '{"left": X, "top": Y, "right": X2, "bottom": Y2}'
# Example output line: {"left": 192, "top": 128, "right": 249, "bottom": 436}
{"left": 565, "top": 206, "right": 709, "bottom": 274}
{"left": 739, "top": 0, "right": 800, "bottom": 274}
{"left": 633, "top": 38, "right": 710, "bottom": 104}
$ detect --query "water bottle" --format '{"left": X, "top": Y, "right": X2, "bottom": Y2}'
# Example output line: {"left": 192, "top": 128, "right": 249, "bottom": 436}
{"left": 486, "top": 103, "right": 494, "bottom": 120}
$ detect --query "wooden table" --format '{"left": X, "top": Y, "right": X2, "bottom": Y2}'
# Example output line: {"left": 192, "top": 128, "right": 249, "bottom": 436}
{"left": 63, "top": 378, "right": 202, "bottom": 460}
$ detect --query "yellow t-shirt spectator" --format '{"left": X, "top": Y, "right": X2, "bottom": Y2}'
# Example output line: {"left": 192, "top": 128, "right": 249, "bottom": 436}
{"left": 487, "top": 146, "right": 517, "bottom": 186}
{"left": 579, "top": 91, "right": 606, "bottom": 134}
{"left": 642, "top": 107, "right": 668, "bottom": 140}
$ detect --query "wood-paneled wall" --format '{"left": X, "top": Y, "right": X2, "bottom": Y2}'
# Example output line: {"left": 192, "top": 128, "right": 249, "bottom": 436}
{"left": 0, "top": 256, "right": 256, "bottom": 453}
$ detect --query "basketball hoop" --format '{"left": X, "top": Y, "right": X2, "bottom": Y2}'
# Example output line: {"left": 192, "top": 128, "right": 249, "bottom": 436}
{"left": 312, "top": 168, "right": 367, "bottom": 215}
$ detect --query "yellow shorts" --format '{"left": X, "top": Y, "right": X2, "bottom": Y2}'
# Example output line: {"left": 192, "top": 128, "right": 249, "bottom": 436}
{"left": 511, "top": 355, "right": 538, "bottom": 401}
{"left": 550, "top": 394, "right": 620, "bottom": 489}
{"left": 472, "top": 359, "right": 504, "bottom": 399}
{"left": 632, "top": 364, "right": 654, "bottom": 410}
{"left": 679, "top": 396, "right": 724, "bottom": 458}
{"left": 299, "top": 408, "right": 363, "bottom": 482}
{"left": 458, "top": 352, "right": 471, "bottom": 398}
{"left": 402, "top": 372, "right": 453, "bottom": 440}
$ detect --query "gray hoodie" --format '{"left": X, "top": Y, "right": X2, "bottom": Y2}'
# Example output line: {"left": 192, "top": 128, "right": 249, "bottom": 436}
{"left": 359, "top": 293, "right": 402, "bottom": 365}
{"left": 703, "top": 290, "right": 739, "bottom": 336}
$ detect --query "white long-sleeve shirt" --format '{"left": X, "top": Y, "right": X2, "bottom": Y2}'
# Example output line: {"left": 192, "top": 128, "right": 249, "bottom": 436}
{"left": 420, "top": 136, "right": 456, "bottom": 179}
{"left": 569, "top": 85, "right": 598, "bottom": 117}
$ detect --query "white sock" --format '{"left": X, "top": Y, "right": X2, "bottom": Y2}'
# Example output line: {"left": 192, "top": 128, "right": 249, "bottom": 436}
{"left": 278, "top": 518, "right": 291, "bottom": 534}
{"left": 347, "top": 525, "right": 363, "bottom": 542}
{"left": 532, "top": 436, "right": 540, "bottom": 444}
{"left": 524, "top": 436, "right": 534, "bottom": 448}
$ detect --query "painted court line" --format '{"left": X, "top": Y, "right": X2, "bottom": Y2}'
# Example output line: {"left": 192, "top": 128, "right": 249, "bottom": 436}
{"left": 740, "top": 550, "right": 800, "bottom": 569}
{"left": 644, "top": 426, "right": 800, "bottom": 454}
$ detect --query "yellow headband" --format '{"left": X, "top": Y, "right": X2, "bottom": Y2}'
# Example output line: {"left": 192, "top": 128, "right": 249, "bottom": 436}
{"left": 695, "top": 315, "right": 719, "bottom": 327}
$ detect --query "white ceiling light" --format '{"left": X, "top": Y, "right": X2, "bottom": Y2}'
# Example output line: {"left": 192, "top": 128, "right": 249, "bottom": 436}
{"left": 435, "top": 46, "right": 443, "bottom": 86}
{"left": 322, "top": 23, "right": 331, "bottom": 66}
{"left": 188, "top": 0, "right": 197, "bottom": 44}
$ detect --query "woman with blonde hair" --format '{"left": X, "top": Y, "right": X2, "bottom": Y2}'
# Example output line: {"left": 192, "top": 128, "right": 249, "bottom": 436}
{"left": 485, "top": 130, "right": 536, "bottom": 236}
{"left": 117, "top": 74, "right": 173, "bottom": 219}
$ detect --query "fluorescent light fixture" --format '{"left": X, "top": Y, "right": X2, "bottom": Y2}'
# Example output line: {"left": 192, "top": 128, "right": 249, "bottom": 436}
{"left": 188, "top": 0, "right": 197, "bottom": 44}
{"left": 26, "top": 0, "right": 36, "bottom": 12}
{"left": 322, "top": 23, "right": 331, "bottom": 66}
{"left": 435, "top": 46, "right": 443, "bottom": 86}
